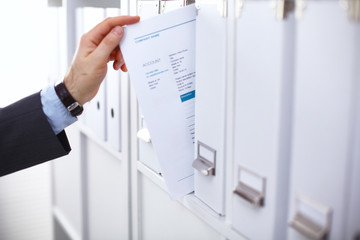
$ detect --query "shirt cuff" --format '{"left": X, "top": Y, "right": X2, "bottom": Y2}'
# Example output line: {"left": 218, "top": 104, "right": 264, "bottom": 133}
{"left": 40, "top": 84, "right": 77, "bottom": 135}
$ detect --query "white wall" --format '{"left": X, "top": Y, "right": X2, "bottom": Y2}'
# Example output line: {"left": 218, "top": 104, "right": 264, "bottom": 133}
{"left": 0, "top": 1, "right": 54, "bottom": 239}
{"left": 0, "top": 0, "right": 49, "bottom": 106}
{"left": 0, "top": 164, "right": 53, "bottom": 240}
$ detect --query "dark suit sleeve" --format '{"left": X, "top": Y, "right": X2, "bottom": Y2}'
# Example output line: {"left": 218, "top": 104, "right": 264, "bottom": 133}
{"left": 0, "top": 92, "right": 71, "bottom": 177}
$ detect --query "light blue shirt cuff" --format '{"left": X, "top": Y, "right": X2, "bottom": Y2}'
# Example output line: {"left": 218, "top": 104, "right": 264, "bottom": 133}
{"left": 40, "top": 84, "right": 77, "bottom": 135}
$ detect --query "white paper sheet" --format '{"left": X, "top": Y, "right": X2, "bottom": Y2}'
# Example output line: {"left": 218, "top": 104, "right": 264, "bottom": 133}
{"left": 120, "top": 5, "right": 196, "bottom": 199}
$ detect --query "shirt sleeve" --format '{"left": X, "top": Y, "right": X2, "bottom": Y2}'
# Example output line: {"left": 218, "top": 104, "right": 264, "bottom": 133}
{"left": 40, "top": 84, "right": 77, "bottom": 135}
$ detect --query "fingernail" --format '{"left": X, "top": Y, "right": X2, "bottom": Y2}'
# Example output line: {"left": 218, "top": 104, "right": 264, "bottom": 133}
{"left": 112, "top": 26, "right": 123, "bottom": 37}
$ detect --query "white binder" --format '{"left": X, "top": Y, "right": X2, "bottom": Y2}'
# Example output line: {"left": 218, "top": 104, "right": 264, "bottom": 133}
{"left": 193, "top": 3, "right": 227, "bottom": 215}
{"left": 231, "top": 1, "right": 295, "bottom": 239}
{"left": 287, "top": 2, "right": 360, "bottom": 239}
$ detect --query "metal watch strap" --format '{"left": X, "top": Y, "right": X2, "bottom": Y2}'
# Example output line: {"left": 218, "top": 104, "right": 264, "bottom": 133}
{"left": 54, "top": 82, "right": 84, "bottom": 117}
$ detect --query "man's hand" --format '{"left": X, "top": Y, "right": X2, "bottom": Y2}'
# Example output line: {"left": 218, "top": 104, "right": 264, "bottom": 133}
{"left": 64, "top": 16, "right": 140, "bottom": 106}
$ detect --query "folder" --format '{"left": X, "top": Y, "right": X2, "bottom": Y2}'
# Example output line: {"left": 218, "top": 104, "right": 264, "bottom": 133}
{"left": 193, "top": 3, "right": 227, "bottom": 215}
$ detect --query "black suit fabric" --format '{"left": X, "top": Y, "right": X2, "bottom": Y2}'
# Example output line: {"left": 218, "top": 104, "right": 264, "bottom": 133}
{"left": 0, "top": 92, "right": 71, "bottom": 177}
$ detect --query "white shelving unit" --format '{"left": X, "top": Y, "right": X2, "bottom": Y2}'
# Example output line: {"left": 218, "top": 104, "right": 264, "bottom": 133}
{"left": 48, "top": 0, "right": 360, "bottom": 240}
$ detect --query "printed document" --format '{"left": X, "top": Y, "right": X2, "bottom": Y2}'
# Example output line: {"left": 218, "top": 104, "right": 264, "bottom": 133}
{"left": 120, "top": 5, "right": 196, "bottom": 199}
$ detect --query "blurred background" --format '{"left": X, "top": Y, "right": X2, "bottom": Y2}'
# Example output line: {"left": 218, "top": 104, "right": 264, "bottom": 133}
{"left": 0, "top": 1, "right": 54, "bottom": 239}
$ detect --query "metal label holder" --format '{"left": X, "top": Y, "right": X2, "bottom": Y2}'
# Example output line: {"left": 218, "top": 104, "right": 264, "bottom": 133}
{"left": 192, "top": 141, "right": 216, "bottom": 176}
{"left": 289, "top": 196, "right": 332, "bottom": 240}
{"left": 137, "top": 115, "right": 151, "bottom": 143}
{"left": 340, "top": 0, "right": 360, "bottom": 22}
{"left": 233, "top": 166, "right": 266, "bottom": 207}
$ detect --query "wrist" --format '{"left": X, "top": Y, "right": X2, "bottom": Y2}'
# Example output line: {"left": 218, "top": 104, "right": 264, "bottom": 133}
{"left": 64, "top": 71, "right": 85, "bottom": 106}
{"left": 63, "top": 70, "right": 87, "bottom": 106}
{"left": 55, "top": 81, "right": 84, "bottom": 117}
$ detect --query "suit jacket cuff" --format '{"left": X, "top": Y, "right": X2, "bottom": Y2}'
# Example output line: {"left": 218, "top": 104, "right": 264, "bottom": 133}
{"left": 0, "top": 92, "right": 72, "bottom": 177}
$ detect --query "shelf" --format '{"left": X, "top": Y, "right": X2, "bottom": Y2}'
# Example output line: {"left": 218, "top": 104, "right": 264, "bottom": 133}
{"left": 48, "top": 0, "right": 62, "bottom": 7}
{"left": 76, "top": 122, "right": 124, "bottom": 161}
{"left": 136, "top": 160, "right": 246, "bottom": 240}
{"left": 53, "top": 207, "right": 82, "bottom": 240}
{"left": 75, "top": 0, "right": 120, "bottom": 8}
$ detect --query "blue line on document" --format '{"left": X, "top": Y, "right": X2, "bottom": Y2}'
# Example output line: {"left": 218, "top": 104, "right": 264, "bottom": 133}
{"left": 134, "top": 19, "right": 196, "bottom": 41}
{"left": 177, "top": 173, "right": 194, "bottom": 182}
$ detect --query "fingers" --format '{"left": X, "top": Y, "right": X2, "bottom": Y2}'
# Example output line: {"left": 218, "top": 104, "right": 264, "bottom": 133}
{"left": 88, "top": 16, "right": 140, "bottom": 46}
{"left": 91, "top": 26, "right": 124, "bottom": 64}
{"left": 109, "top": 50, "right": 117, "bottom": 61}
{"left": 113, "top": 47, "right": 125, "bottom": 70}
{"left": 121, "top": 64, "right": 128, "bottom": 72}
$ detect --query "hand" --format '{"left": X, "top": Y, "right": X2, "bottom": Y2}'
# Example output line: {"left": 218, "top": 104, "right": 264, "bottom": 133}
{"left": 64, "top": 16, "right": 140, "bottom": 105}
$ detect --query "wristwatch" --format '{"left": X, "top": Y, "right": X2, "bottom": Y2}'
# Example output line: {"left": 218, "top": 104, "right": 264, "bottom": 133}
{"left": 54, "top": 82, "right": 84, "bottom": 117}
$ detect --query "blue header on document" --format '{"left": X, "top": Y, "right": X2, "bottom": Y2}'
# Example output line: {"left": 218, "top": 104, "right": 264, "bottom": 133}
{"left": 180, "top": 90, "right": 195, "bottom": 102}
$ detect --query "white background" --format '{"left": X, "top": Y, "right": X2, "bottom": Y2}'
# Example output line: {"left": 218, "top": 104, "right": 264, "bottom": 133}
{"left": 0, "top": 1, "right": 56, "bottom": 239}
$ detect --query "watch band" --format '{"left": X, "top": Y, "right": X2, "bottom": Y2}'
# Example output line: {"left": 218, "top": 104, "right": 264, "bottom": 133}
{"left": 55, "top": 82, "right": 84, "bottom": 117}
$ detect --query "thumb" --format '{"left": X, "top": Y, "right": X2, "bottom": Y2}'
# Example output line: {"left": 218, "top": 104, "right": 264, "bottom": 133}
{"left": 91, "top": 26, "right": 124, "bottom": 63}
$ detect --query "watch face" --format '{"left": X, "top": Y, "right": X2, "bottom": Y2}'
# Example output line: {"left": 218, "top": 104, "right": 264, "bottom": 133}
{"left": 67, "top": 102, "right": 83, "bottom": 116}
{"left": 67, "top": 102, "right": 80, "bottom": 111}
